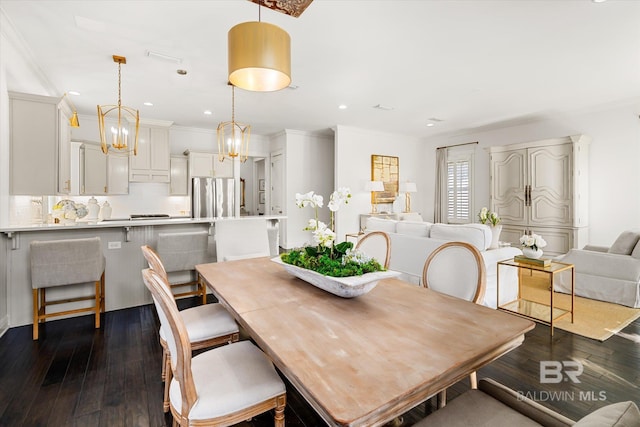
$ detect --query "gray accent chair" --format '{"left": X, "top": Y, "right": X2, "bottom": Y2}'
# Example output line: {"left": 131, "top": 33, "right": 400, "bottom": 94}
{"left": 415, "top": 378, "right": 640, "bottom": 426}
{"left": 156, "top": 230, "right": 211, "bottom": 304}
{"left": 30, "top": 237, "right": 105, "bottom": 340}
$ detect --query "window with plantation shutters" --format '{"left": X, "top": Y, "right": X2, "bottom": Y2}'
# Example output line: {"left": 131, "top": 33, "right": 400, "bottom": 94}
{"left": 445, "top": 147, "right": 474, "bottom": 223}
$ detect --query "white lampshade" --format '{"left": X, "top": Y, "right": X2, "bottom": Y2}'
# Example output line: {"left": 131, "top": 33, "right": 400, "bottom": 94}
{"left": 399, "top": 182, "right": 417, "bottom": 193}
{"left": 365, "top": 180, "right": 385, "bottom": 192}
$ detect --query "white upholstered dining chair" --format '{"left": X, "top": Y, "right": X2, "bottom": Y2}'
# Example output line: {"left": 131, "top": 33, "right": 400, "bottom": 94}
{"left": 142, "top": 268, "right": 286, "bottom": 426}
{"left": 422, "top": 241, "right": 487, "bottom": 407}
{"left": 215, "top": 218, "right": 271, "bottom": 262}
{"left": 356, "top": 231, "right": 392, "bottom": 268}
{"left": 141, "top": 245, "right": 239, "bottom": 413}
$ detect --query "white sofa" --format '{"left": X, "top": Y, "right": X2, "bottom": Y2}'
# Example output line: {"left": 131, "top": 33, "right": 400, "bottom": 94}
{"left": 555, "top": 230, "right": 640, "bottom": 308}
{"left": 363, "top": 217, "right": 522, "bottom": 309}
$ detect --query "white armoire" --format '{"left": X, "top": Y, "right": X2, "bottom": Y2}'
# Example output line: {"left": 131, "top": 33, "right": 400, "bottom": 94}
{"left": 488, "top": 134, "right": 590, "bottom": 256}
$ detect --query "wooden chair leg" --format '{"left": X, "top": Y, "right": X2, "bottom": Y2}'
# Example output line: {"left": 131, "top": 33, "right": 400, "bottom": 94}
{"left": 94, "top": 280, "right": 101, "bottom": 329}
{"left": 198, "top": 274, "right": 207, "bottom": 305}
{"left": 164, "top": 354, "right": 172, "bottom": 412}
{"left": 470, "top": 371, "right": 478, "bottom": 389}
{"left": 100, "top": 271, "right": 106, "bottom": 313}
{"left": 161, "top": 346, "right": 167, "bottom": 381}
{"left": 32, "top": 289, "right": 39, "bottom": 340}
{"left": 274, "top": 395, "right": 286, "bottom": 427}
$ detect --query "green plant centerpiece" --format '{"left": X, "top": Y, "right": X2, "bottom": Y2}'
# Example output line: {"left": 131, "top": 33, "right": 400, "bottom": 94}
{"left": 280, "top": 188, "right": 385, "bottom": 277}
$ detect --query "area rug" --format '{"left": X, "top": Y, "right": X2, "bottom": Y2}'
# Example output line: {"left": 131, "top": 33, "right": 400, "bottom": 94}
{"left": 519, "top": 273, "right": 640, "bottom": 341}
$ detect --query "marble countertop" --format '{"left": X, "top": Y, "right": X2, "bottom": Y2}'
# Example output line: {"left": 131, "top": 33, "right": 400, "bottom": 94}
{"left": 0, "top": 215, "right": 286, "bottom": 233}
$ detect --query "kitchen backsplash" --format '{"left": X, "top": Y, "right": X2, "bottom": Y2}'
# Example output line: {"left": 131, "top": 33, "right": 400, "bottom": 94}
{"left": 9, "top": 183, "right": 190, "bottom": 225}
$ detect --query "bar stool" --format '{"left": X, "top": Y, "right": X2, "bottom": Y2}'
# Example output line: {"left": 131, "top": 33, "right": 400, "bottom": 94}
{"left": 30, "top": 237, "right": 105, "bottom": 340}
{"left": 156, "top": 231, "right": 210, "bottom": 304}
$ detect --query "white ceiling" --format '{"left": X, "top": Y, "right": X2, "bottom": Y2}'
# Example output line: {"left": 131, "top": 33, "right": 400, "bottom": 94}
{"left": 1, "top": 0, "right": 639, "bottom": 138}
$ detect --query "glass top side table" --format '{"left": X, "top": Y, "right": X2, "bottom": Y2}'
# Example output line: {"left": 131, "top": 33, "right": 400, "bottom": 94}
{"left": 497, "top": 258, "right": 575, "bottom": 336}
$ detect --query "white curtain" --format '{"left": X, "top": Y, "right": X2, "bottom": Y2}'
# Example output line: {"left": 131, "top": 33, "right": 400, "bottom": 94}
{"left": 434, "top": 147, "right": 448, "bottom": 223}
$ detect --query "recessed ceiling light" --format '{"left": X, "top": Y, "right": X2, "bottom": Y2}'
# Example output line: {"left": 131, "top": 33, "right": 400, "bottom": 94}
{"left": 426, "top": 123, "right": 435, "bottom": 127}
{"left": 68, "top": 91, "right": 80, "bottom": 96}
{"left": 204, "top": 110, "right": 212, "bottom": 115}
{"left": 592, "top": 0, "right": 607, "bottom": 3}
{"left": 146, "top": 50, "right": 183, "bottom": 64}
{"left": 338, "top": 104, "right": 347, "bottom": 110}
{"left": 143, "top": 102, "right": 153, "bottom": 106}
{"left": 373, "top": 104, "right": 394, "bottom": 111}
{"left": 176, "top": 69, "right": 188, "bottom": 75}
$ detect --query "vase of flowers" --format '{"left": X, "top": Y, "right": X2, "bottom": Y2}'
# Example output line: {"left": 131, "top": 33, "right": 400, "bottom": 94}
{"left": 478, "top": 207, "right": 501, "bottom": 249}
{"left": 52, "top": 199, "right": 88, "bottom": 225}
{"left": 279, "top": 188, "right": 398, "bottom": 297}
{"left": 519, "top": 232, "right": 547, "bottom": 259}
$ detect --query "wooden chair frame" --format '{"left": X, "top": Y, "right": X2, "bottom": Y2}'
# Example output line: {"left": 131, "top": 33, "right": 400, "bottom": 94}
{"left": 355, "top": 231, "right": 392, "bottom": 268}
{"left": 32, "top": 272, "right": 105, "bottom": 340}
{"left": 421, "top": 241, "right": 486, "bottom": 406}
{"left": 142, "top": 268, "right": 285, "bottom": 427}
{"left": 141, "top": 245, "right": 239, "bottom": 412}
{"left": 422, "top": 241, "right": 486, "bottom": 304}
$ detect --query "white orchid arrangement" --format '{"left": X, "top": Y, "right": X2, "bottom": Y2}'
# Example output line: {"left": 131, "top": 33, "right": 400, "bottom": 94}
{"left": 281, "top": 188, "right": 384, "bottom": 277}
{"left": 295, "top": 188, "right": 351, "bottom": 249}
{"left": 478, "top": 207, "right": 500, "bottom": 226}
{"left": 519, "top": 233, "right": 547, "bottom": 251}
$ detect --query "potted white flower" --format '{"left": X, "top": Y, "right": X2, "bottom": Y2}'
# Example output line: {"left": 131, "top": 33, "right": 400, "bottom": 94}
{"left": 519, "top": 232, "right": 547, "bottom": 259}
{"left": 478, "top": 207, "right": 501, "bottom": 249}
{"left": 277, "top": 188, "right": 399, "bottom": 297}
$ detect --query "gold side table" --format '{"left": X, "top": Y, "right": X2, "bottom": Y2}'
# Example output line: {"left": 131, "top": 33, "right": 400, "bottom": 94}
{"left": 497, "top": 258, "right": 574, "bottom": 336}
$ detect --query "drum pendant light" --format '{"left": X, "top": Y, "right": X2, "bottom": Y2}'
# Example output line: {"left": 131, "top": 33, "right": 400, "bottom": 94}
{"left": 228, "top": 17, "right": 291, "bottom": 91}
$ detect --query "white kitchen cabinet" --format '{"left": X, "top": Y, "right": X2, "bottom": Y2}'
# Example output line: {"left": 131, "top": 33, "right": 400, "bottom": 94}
{"left": 185, "top": 150, "right": 233, "bottom": 178}
{"left": 488, "top": 134, "right": 589, "bottom": 255}
{"left": 129, "top": 124, "right": 171, "bottom": 182}
{"left": 170, "top": 155, "right": 188, "bottom": 196}
{"left": 9, "top": 92, "right": 58, "bottom": 195}
{"left": 81, "top": 143, "right": 129, "bottom": 195}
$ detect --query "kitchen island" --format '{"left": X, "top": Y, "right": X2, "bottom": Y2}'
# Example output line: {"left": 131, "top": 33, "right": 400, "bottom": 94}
{"left": 0, "top": 216, "right": 284, "bottom": 334}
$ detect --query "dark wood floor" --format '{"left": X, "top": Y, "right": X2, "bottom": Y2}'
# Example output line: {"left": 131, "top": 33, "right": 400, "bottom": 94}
{"left": 1, "top": 296, "right": 639, "bottom": 426}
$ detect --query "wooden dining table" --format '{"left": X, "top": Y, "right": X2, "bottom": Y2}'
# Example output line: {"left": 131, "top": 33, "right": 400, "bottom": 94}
{"left": 197, "top": 257, "right": 535, "bottom": 427}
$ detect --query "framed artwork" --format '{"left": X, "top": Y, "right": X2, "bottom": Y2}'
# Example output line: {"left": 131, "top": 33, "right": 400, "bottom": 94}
{"left": 259, "top": 191, "right": 266, "bottom": 204}
{"left": 371, "top": 154, "right": 399, "bottom": 204}
{"left": 259, "top": 179, "right": 266, "bottom": 191}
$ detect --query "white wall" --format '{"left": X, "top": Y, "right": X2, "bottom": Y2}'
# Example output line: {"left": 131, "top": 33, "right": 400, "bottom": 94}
{"left": 334, "top": 125, "right": 426, "bottom": 241}
{"left": 282, "top": 129, "right": 334, "bottom": 249}
{"left": 422, "top": 100, "right": 640, "bottom": 246}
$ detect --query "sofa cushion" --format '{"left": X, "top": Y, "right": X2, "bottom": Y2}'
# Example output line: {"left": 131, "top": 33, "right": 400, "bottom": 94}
{"left": 365, "top": 217, "right": 397, "bottom": 233}
{"left": 398, "top": 212, "right": 423, "bottom": 222}
{"left": 396, "top": 221, "right": 432, "bottom": 237}
{"left": 574, "top": 401, "right": 640, "bottom": 427}
{"left": 608, "top": 231, "right": 640, "bottom": 255}
{"left": 632, "top": 240, "right": 640, "bottom": 260}
{"left": 430, "top": 223, "right": 492, "bottom": 251}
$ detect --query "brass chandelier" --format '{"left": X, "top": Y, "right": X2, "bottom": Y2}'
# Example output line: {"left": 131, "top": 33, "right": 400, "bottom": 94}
{"left": 227, "top": 2, "right": 291, "bottom": 92}
{"left": 97, "top": 55, "right": 140, "bottom": 155}
{"left": 217, "top": 84, "right": 251, "bottom": 163}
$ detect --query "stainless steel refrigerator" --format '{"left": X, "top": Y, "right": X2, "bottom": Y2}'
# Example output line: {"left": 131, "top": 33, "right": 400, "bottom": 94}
{"left": 192, "top": 177, "right": 235, "bottom": 218}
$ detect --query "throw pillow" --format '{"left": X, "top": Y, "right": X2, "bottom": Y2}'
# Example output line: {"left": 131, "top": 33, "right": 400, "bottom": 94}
{"left": 574, "top": 401, "right": 640, "bottom": 426}
{"left": 632, "top": 239, "right": 640, "bottom": 260}
{"left": 608, "top": 231, "right": 640, "bottom": 255}
{"left": 396, "top": 221, "right": 431, "bottom": 237}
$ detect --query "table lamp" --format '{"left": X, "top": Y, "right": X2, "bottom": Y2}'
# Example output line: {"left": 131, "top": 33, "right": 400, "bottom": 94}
{"left": 399, "top": 181, "right": 417, "bottom": 212}
{"left": 365, "top": 180, "right": 385, "bottom": 213}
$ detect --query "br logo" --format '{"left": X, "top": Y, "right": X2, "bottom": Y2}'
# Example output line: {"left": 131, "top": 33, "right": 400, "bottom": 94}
{"left": 540, "top": 361, "right": 583, "bottom": 384}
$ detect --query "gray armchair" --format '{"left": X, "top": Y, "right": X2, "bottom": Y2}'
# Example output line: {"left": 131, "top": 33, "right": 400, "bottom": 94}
{"left": 555, "top": 230, "right": 640, "bottom": 308}
{"left": 414, "top": 378, "right": 640, "bottom": 426}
